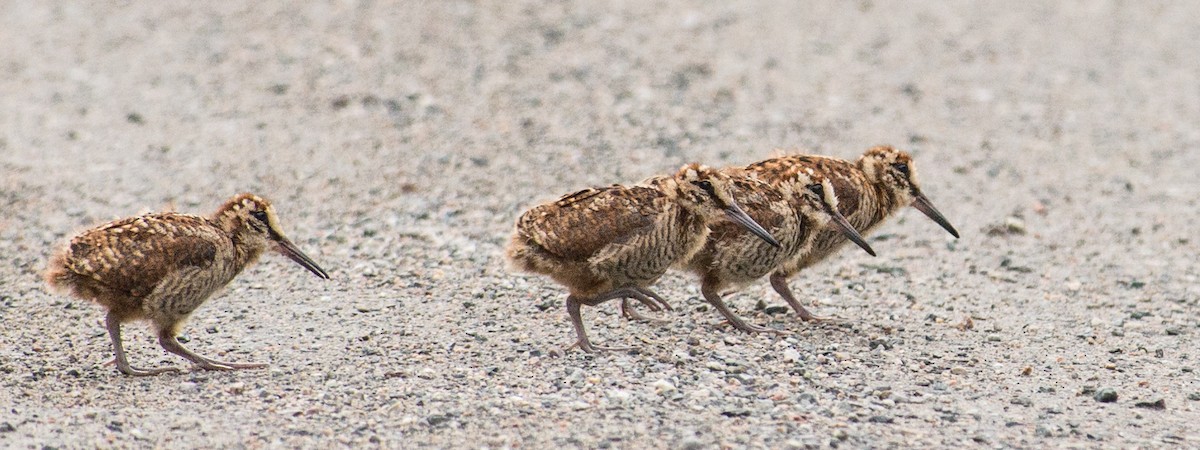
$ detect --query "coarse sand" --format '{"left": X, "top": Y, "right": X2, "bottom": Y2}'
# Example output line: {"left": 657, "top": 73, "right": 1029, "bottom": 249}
{"left": 1, "top": 1, "right": 1198, "bottom": 448}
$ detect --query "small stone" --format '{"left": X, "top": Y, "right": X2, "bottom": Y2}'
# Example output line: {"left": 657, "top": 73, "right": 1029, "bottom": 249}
{"left": 606, "top": 389, "right": 632, "bottom": 401}
{"left": 1094, "top": 388, "right": 1118, "bottom": 403}
{"left": 1187, "top": 392, "right": 1200, "bottom": 401}
{"left": 179, "top": 381, "right": 199, "bottom": 393}
{"left": 569, "top": 401, "right": 591, "bottom": 411}
{"left": 783, "top": 348, "right": 802, "bottom": 363}
{"left": 652, "top": 379, "right": 676, "bottom": 394}
{"left": 0, "top": 422, "right": 14, "bottom": 433}
{"left": 950, "top": 366, "right": 967, "bottom": 375}
{"left": 955, "top": 316, "right": 974, "bottom": 331}
{"left": 762, "top": 305, "right": 790, "bottom": 315}
{"left": 678, "top": 436, "right": 706, "bottom": 450}
{"left": 1010, "top": 397, "right": 1032, "bottom": 407}
{"left": 1134, "top": 399, "right": 1165, "bottom": 410}
{"left": 986, "top": 217, "right": 1026, "bottom": 236}
{"left": 721, "top": 409, "right": 751, "bottom": 418}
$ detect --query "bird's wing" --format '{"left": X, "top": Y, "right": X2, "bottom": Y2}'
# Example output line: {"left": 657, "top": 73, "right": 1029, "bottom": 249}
{"left": 708, "top": 173, "right": 790, "bottom": 241}
{"left": 517, "top": 185, "right": 661, "bottom": 261}
{"left": 749, "top": 155, "right": 865, "bottom": 217}
{"left": 801, "top": 157, "right": 866, "bottom": 218}
{"left": 63, "top": 214, "right": 222, "bottom": 298}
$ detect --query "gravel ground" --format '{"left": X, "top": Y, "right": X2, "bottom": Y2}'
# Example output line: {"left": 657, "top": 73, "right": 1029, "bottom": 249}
{"left": 2, "top": 1, "right": 1198, "bottom": 448}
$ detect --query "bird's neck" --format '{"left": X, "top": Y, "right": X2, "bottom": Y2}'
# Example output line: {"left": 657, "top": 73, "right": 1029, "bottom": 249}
{"left": 209, "top": 210, "right": 269, "bottom": 270}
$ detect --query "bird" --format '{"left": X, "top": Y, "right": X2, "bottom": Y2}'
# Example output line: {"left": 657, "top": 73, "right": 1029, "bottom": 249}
{"left": 44, "top": 193, "right": 330, "bottom": 376}
{"left": 506, "top": 163, "right": 782, "bottom": 352}
{"left": 681, "top": 166, "right": 876, "bottom": 333}
{"left": 744, "top": 146, "right": 960, "bottom": 320}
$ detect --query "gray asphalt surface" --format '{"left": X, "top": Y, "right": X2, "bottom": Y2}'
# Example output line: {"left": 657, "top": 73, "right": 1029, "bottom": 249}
{"left": 1, "top": 1, "right": 1198, "bottom": 448}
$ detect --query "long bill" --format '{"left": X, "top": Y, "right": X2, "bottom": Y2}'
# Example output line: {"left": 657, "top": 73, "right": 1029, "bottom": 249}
{"left": 822, "top": 204, "right": 876, "bottom": 256}
{"left": 724, "top": 201, "right": 783, "bottom": 249}
{"left": 277, "top": 238, "right": 331, "bottom": 279}
{"left": 910, "top": 190, "right": 960, "bottom": 239}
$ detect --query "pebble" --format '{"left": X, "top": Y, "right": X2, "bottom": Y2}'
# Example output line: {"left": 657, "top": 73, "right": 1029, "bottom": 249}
{"left": 677, "top": 436, "right": 706, "bottom": 450}
{"left": 1094, "top": 388, "right": 1118, "bottom": 403}
{"left": 1133, "top": 399, "right": 1165, "bottom": 410}
{"left": 763, "top": 305, "right": 790, "bottom": 315}
{"left": 783, "top": 348, "right": 802, "bottom": 363}
{"left": 606, "top": 389, "right": 632, "bottom": 402}
{"left": 179, "top": 382, "right": 199, "bottom": 393}
{"left": 569, "top": 401, "right": 591, "bottom": 411}
{"left": 652, "top": 379, "right": 676, "bottom": 394}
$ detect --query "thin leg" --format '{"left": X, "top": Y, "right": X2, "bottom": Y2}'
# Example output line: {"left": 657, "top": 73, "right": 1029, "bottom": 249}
{"left": 769, "top": 272, "right": 830, "bottom": 322}
{"left": 701, "top": 280, "right": 788, "bottom": 335}
{"left": 635, "top": 287, "right": 673, "bottom": 311}
{"left": 619, "top": 287, "right": 673, "bottom": 322}
{"left": 105, "top": 311, "right": 180, "bottom": 376}
{"left": 619, "top": 298, "right": 662, "bottom": 322}
{"left": 157, "top": 328, "right": 267, "bottom": 371}
{"left": 566, "top": 286, "right": 663, "bottom": 353}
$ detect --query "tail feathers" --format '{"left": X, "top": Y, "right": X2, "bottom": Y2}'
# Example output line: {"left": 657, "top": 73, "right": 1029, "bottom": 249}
{"left": 43, "top": 247, "right": 78, "bottom": 294}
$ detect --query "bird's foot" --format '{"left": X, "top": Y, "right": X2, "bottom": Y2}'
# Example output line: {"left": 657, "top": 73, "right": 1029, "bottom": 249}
{"left": 193, "top": 358, "right": 268, "bottom": 371}
{"left": 110, "top": 358, "right": 182, "bottom": 376}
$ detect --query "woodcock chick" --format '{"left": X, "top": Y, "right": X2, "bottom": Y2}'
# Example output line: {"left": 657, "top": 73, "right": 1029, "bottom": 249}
{"left": 507, "top": 164, "right": 782, "bottom": 352}
{"left": 45, "top": 193, "right": 329, "bottom": 376}
{"left": 746, "top": 146, "right": 960, "bottom": 320}
{"left": 683, "top": 166, "right": 876, "bottom": 333}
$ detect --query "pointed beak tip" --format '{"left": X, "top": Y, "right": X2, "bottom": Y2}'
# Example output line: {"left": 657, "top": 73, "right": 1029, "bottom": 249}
{"left": 277, "top": 240, "right": 330, "bottom": 280}
{"left": 911, "top": 194, "right": 960, "bottom": 240}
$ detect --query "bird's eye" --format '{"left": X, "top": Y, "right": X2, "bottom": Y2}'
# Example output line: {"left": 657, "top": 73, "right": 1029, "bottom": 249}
{"left": 693, "top": 180, "right": 715, "bottom": 193}
{"left": 807, "top": 183, "right": 824, "bottom": 197}
{"left": 892, "top": 163, "right": 910, "bottom": 175}
{"left": 250, "top": 210, "right": 269, "bottom": 224}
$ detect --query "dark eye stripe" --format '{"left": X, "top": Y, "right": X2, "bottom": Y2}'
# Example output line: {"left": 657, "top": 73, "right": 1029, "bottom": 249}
{"left": 250, "top": 210, "right": 269, "bottom": 224}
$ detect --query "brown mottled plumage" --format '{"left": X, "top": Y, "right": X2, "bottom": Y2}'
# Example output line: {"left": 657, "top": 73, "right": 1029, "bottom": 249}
{"left": 507, "top": 164, "right": 781, "bottom": 352}
{"left": 746, "top": 146, "right": 959, "bottom": 319}
{"left": 682, "top": 167, "right": 875, "bottom": 333}
{"left": 45, "top": 193, "right": 330, "bottom": 376}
